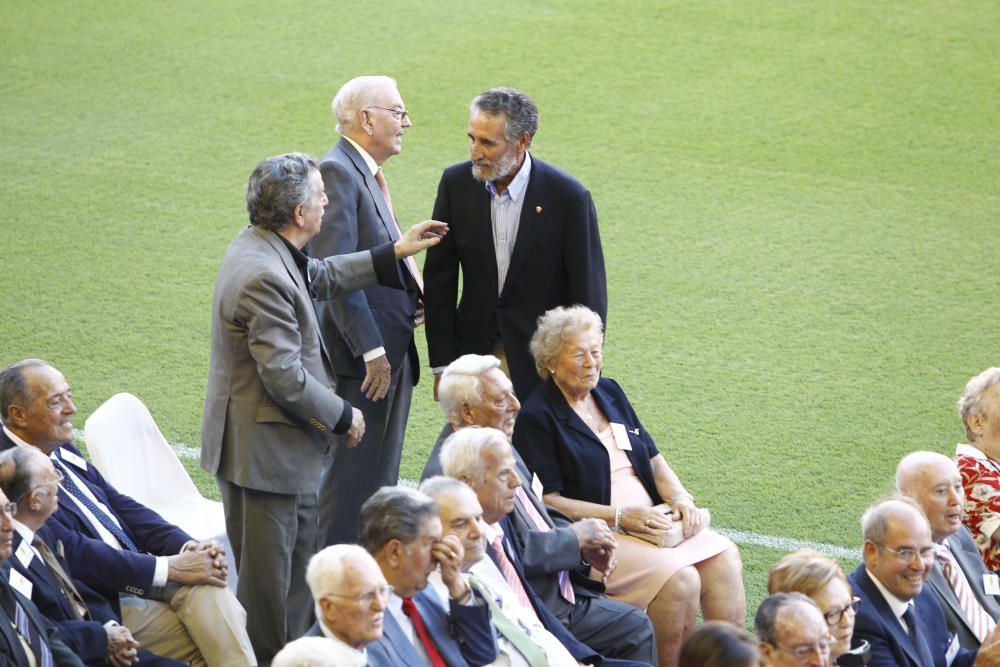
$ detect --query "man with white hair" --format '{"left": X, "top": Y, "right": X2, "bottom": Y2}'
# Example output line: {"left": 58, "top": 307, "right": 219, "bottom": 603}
{"left": 272, "top": 637, "right": 366, "bottom": 667}
{"left": 311, "top": 75, "right": 425, "bottom": 546}
{"left": 955, "top": 368, "right": 1000, "bottom": 572}
{"left": 897, "top": 451, "right": 1000, "bottom": 649}
{"left": 422, "top": 355, "right": 655, "bottom": 663}
{"left": 303, "top": 544, "right": 388, "bottom": 661}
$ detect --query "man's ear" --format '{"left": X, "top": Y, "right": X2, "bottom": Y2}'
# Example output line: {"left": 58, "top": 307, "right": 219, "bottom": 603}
{"left": 516, "top": 132, "right": 531, "bottom": 153}
{"left": 5, "top": 405, "right": 27, "bottom": 429}
{"left": 383, "top": 538, "right": 404, "bottom": 569}
{"left": 459, "top": 402, "right": 477, "bottom": 426}
{"left": 862, "top": 539, "right": 878, "bottom": 568}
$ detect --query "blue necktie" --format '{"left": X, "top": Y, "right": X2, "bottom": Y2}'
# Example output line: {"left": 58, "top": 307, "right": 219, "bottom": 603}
{"left": 52, "top": 458, "right": 139, "bottom": 553}
{"left": 12, "top": 594, "right": 54, "bottom": 667}
{"left": 902, "top": 605, "right": 935, "bottom": 667}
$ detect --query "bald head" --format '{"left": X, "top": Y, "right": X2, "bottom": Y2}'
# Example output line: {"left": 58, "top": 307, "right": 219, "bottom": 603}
{"left": 896, "top": 452, "right": 965, "bottom": 543}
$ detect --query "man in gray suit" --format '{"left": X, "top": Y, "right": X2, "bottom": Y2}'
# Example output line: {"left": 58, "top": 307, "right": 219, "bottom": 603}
{"left": 897, "top": 451, "right": 1000, "bottom": 649}
{"left": 201, "top": 152, "right": 445, "bottom": 665}
{"left": 309, "top": 76, "right": 423, "bottom": 546}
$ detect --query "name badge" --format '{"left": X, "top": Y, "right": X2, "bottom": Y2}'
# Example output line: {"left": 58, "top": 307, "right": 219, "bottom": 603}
{"left": 9, "top": 569, "right": 32, "bottom": 599}
{"left": 610, "top": 423, "right": 633, "bottom": 451}
{"left": 946, "top": 633, "right": 960, "bottom": 663}
{"left": 15, "top": 541, "right": 34, "bottom": 569}
{"left": 984, "top": 574, "right": 1000, "bottom": 596}
{"left": 531, "top": 473, "right": 544, "bottom": 499}
{"left": 60, "top": 450, "right": 88, "bottom": 470}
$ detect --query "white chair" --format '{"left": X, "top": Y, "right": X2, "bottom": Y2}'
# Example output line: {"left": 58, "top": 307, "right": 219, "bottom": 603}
{"left": 83, "top": 392, "right": 236, "bottom": 590}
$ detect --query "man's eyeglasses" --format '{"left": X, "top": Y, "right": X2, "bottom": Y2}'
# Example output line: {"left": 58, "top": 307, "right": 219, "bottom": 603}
{"left": 327, "top": 584, "right": 392, "bottom": 607}
{"left": 0, "top": 502, "right": 17, "bottom": 518}
{"left": 31, "top": 467, "right": 65, "bottom": 494}
{"left": 878, "top": 543, "right": 936, "bottom": 564}
{"left": 823, "top": 597, "right": 861, "bottom": 625}
{"left": 367, "top": 106, "right": 409, "bottom": 122}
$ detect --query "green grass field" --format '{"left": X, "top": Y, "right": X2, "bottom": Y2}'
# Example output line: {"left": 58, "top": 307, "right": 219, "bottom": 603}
{"left": 2, "top": 0, "right": 997, "bottom": 626}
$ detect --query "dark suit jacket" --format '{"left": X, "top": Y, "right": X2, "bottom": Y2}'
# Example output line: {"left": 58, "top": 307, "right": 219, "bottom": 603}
{"left": 0, "top": 563, "right": 83, "bottom": 667}
{"left": 200, "top": 225, "right": 402, "bottom": 494}
{"left": 926, "top": 527, "right": 1000, "bottom": 649}
{"left": 0, "top": 434, "right": 189, "bottom": 607}
{"left": 424, "top": 155, "right": 607, "bottom": 400}
{"left": 513, "top": 377, "right": 663, "bottom": 506}
{"left": 307, "top": 137, "right": 420, "bottom": 383}
{"left": 849, "top": 564, "right": 975, "bottom": 667}
{"left": 365, "top": 586, "right": 497, "bottom": 667}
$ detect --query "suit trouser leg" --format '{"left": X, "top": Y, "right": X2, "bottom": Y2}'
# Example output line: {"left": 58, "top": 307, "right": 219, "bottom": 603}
{"left": 120, "top": 595, "right": 202, "bottom": 666}
{"left": 565, "top": 595, "right": 658, "bottom": 666}
{"left": 319, "top": 357, "right": 414, "bottom": 545}
{"left": 163, "top": 583, "right": 257, "bottom": 667}
{"left": 219, "top": 478, "right": 317, "bottom": 667}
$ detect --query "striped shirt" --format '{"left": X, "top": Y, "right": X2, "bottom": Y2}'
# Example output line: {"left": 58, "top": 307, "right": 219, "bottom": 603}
{"left": 486, "top": 153, "right": 532, "bottom": 296}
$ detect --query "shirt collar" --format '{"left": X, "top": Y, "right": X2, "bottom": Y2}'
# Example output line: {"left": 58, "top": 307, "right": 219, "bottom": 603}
{"left": 956, "top": 442, "right": 989, "bottom": 462}
{"left": 865, "top": 567, "right": 913, "bottom": 619}
{"left": 486, "top": 151, "right": 532, "bottom": 201}
{"left": 317, "top": 621, "right": 367, "bottom": 657}
{"left": 387, "top": 589, "right": 405, "bottom": 616}
{"left": 344, "top": 136, "right": 379, "bottom": 176}
{"left": 278, "top": 234, "right": 309, "bottom": 272}
{"left": 12, "top": 520, "right": 34, "bottom": 545}
{"left": 481, "top": 521, "right": 505, "bottom": 544}
{"left": 3, "top": 426, "right": 38, "bottom": 450}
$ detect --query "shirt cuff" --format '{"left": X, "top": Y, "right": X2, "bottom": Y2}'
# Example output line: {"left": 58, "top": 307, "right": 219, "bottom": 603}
{"left": 153, "top": 556, "right": 169, "bottom": 587}
{"left": 363, "top": 347, "right": 387, "bottom": 363}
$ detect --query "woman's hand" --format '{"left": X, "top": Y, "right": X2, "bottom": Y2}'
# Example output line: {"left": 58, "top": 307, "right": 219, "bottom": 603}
{"left": 619, "top": 505, "right": 672, "bottom": 536}
{"left": 671, "top": 498, "right": 706, "bottom": 539}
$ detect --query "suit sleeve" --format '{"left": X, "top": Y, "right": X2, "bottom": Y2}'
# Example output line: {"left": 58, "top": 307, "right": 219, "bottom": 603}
{"left": 444, "top": 593, "right": 498, "bottom": 666}
{"left": 509, "top": 511, "right": 582, "bottom": 576}
{"left": 311, "top": 159, "right": 385, "bottom": 359}
{"left": 423, "top": 171, "right": 461, "bottom": 369}
{"left": 563, "top": 188, "right": 607, "bottom": 328}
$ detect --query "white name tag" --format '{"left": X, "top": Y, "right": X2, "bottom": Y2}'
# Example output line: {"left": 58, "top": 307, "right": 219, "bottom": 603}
{"left": 984, "top": 574, "right": 1000, "bottom": 596}
{"left": 14, "top": 541, "right": 34, "bottom": 569}
{"left": 531, "top": 473, "right": 543, "bottom": 500}
{"left": 946, "top": 633, "right": 960, "bottom": 664}
{"left": 59, "top": 449, "right": 88, "bottom": 470}
{"left": 9, "top": 568, "right": 32, "bottom": 599}
{"left": 610, "top": 423, "right": 633, "bottom": 451}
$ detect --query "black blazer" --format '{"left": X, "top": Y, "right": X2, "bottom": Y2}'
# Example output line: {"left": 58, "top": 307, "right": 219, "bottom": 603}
{"left": 423, "top": 155, "right": 607, "bottom": 400}
{"left": 513, "top": 377, "right": 662, "bottom": 506}
{"left": 0, "top": 563, "right": 83, "bottom": 667}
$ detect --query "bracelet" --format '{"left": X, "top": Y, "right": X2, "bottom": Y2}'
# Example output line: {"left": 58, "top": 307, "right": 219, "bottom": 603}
{"left": 613, "top": 505, "right": 623, "bottom": 531}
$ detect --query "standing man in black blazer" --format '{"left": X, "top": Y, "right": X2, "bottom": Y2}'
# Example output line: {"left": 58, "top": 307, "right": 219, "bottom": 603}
{"left": 897, "top": 452, "right": 1000, "bottom": 649}
{"left": 423, "top": 87, "right": 607, "bottom": 402}
{"left": 310, "top": 76, "right": 425, "bottom": 546}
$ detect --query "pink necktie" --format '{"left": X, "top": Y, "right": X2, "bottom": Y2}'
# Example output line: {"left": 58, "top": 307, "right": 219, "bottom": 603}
{"left": 515, "top": 486, "right": 576, "bottom": 604}
{"left": 938, "top": 544, "right": 995, "bottom": 643}
{"left": 491, "top": 535, "right": 534, "bottom": 611}
{"left": 374, "top": 168, "right": 424, "bottom": 295}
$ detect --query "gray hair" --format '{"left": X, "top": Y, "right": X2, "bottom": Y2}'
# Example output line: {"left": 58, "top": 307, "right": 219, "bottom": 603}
{"left": 529, "top": 305, "right": 604, "bottom": 381}
{"left": 359, "top": 486, "right": 438, "bottom": 555}
{"left": 438, "top": 355, "right": 502, "bottom": 426}
{"left": 471, "top": 87, "right": 538, "bottom": 147}
{"left": 273, "top": 637, "right": 366, "bottom": 667}
{"left": 418, "top": 475, "right": 473, "bottom": 501}
{"left": 245, "top": 153, "right": 318, "bottom": 232}
{"left": 958, "top": 368, "right": 1000, "bottom": 441}
{"left": 439, "top": 427, "right": 509, "bottom": 485}
{"left": 895, "top": 451, "right": 956, "bottom": 495}
{"left": 0, "top": 447, "right": 43, "bottom": 504}
{"left": 331, "top": 75, "right": 399, "bottom": 134}
{"left": 305, "top": 544, "right": 377, "bottom": 618}
{"left": 860, "top": 496, "right": 927, "bottom": 544}
{"left": 755, "top": 592, "right": 820, "bottom": 645}
{"left": 0, "top": 359, "right": 52, "bottom": 423}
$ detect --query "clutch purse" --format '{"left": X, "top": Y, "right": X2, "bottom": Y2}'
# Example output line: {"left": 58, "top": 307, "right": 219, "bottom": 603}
{"left": 628, "top": 504, "right": 710, "bottom": 548}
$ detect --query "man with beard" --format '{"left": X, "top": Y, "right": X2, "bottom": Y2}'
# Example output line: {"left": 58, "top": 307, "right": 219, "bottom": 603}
{"left": 423, "top": 87, "right": 607, "bottom": 402}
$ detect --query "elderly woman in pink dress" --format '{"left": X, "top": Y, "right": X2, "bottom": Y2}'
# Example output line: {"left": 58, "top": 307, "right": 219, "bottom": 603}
{"left": 512, "top": 305, "right": 745, "bottom": 667}
{"left": 955, "top": 367, "right": 1000, "bottom": 571}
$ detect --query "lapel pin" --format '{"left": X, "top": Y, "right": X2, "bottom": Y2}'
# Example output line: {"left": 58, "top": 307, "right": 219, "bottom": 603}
{"left": 535, "top": 206, "right": 542, "bottom": 214}
{"left": 630, "top": 428, "right": 640, "bottom": 435}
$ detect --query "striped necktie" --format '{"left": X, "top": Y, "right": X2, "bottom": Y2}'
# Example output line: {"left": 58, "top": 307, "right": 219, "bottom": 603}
{"left": 937, "top": 542, "right": 996, "bottom": 643}
{"left": 11, "top": 595, "right": 54, "bottom": 667}
{"left": 468, "top": 575, "right": 548, "bottom": 667}
{"left": 514, "top": 486, "right": 576, "bottom": 604}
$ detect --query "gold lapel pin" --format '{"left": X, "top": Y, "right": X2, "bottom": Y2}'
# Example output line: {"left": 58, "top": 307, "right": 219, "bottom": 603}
{"left": 535, "top": 206, "right": 542, "bottom": 214}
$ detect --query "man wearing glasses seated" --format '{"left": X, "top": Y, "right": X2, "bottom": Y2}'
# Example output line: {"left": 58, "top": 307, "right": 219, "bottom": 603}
{"left": 756, "top": 592, "right": 834, "bottom": 666}
{"left": 849, "top": 497, "right": 1000, "bottom": 666}
{"left": 898, "top": 452, "right": 1000, "bottom": 650}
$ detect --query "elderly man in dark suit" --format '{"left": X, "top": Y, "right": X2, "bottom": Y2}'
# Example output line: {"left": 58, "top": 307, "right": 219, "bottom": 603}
{"left": 309, "top": 76, "right": 424, "bottom": 546}
{"left": 898, "top": 452, "right": 1000, "bottom": 649}
{"left": 423, "top": 87, "right": 607, "bottom": 403}
{"left": 0, "top": 446, "right": 184, "bottom": 667}
{"left": 0, "top": 360, "right": 254, "bottom": 666}
{"left": 200, "top": 152, "right": 445, "bottom": 664}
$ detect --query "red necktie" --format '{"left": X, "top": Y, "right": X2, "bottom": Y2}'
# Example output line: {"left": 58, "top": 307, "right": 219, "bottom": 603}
{"left": 374, "top": 168, "right": 424, "bottom": 295}
{"left": 514, "top": 487, "right": 575, "bottom": 604}
{"left": 401, "top": 597, "right": 447, "bottom": 667}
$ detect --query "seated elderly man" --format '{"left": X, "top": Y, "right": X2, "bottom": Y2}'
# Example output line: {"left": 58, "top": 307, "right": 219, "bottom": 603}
{"left": 898, "top": 451, "right": 1000, "bottom": 649}
{"left": 0, "top": 359, "right": 255, "bottom": 667}
{"left": 273, "top": 637, "right": 366, "bottom": 667}
{"left": 421, "top": 354, "right": 655, "bottom": 663}
{"left": 358, "top": 486, "right": 498, "bottom": 666}
{"left": 302, "top": 544, "right": 387, "bottom": 662}
{"left": 955, "top": 368, "right": 1000, "bottom": 572}
{"left": 755, "top": 592, "right": 832, "bottom": 667}
{"left": 437, "top": 428, "right": 652, "bottom": 666}
{"left": 0, "top": 447, "right": 184, "bottom": 666}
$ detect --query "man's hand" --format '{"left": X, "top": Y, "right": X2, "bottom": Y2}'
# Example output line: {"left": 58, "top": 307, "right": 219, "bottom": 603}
{"left": 394, "top": 220, "right": 448, "bottom": 259}
{"left": 361, "top": 355, "right": 391, "bottom": 401}
{"left": 167, "top": 549, "right": 226, "bottom": 587}
{"left": 433, "top": 372, "right": 442, "bottom": 401}
{"left": 432, "top": 534, "right": 466, "bottom": 599}
{"left": 104, "top": 624, "right": 138, "bottom": 667}
{"left": 568, "top": 518, "right": 616, "bottom": 551}
{"left": 346, "top": 407, "right": 365, "bottom": 448}
{"left": 181, "top": 540, "right": 228, "bottom": 576}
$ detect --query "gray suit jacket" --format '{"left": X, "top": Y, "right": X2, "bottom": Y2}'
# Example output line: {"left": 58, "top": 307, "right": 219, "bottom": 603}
{"left": 201, "top": 225, "right": 402, "bottom": 493}
{"left": 926, "top": 527, "right": 1000, "bottom": 649}
{"left": 307, "top": 138, "right": 420, "bottom": 382}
